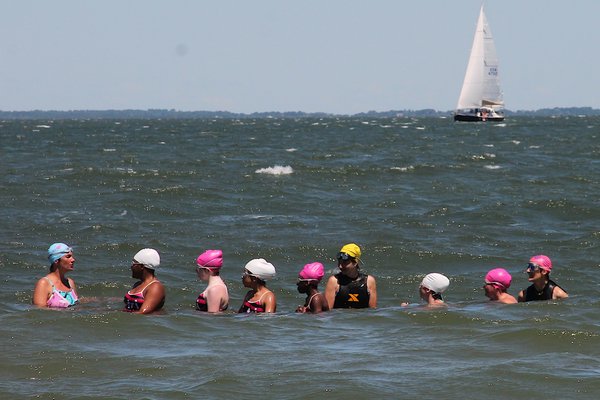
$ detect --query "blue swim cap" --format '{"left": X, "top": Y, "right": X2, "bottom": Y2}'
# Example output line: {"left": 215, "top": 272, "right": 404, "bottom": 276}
{"left": 48, "top": 243, "right": 72, "bottom": 265}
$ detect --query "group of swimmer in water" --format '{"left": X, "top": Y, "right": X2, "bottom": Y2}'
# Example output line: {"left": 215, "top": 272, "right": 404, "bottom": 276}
{"left": 32, "top": 242, "right": 568, "bottom": 314}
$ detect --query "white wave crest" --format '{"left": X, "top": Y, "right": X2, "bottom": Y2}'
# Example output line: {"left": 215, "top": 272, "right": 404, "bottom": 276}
{"left": 255, "top": 165, "right": 294, "bottom": 175}
{"left": 391, "top": 166, "right": 415, "bottom": 172}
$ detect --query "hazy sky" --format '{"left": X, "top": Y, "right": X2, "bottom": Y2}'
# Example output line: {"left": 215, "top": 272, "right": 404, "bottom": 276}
{"left": 1, "top": 0, "right": 598, "bottom": 114}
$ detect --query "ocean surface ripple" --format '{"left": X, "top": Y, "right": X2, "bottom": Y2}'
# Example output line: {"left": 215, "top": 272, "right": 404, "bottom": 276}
{"left": 1, "top": 116, "right": 599, "bottom": 398}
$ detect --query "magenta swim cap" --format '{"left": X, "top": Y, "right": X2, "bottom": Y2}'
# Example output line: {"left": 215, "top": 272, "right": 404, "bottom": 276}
{"left": 485, "top": 268, "right": 512, "bottom": 289}
{"left": 299, "top": 262, "right": 325, "bottom": 281}
{"left": 196, "top": 249, "right": 223, "bottom": 269}
{"left": 529, "top": 255, "right": 552, "bottom": 272}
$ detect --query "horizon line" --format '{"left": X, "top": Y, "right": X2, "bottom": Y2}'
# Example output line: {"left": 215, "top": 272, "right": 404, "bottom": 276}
{"left": 1, "top": 106, "right": 599, "bottom": 115}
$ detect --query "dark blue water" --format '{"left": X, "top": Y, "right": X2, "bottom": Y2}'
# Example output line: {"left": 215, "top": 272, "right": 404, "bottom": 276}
{"left": 1, "top": 117, "right": 599, "bottom": 398}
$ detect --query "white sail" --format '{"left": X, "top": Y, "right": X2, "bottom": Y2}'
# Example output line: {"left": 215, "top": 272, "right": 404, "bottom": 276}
{"left": 456, "top": 6, "right": 503, "bottom": 110}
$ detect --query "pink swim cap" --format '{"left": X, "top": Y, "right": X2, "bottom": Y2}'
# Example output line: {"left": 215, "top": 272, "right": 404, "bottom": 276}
{"left": 485, "top": 268, "right": 512, "bottom": 289}
{"left": 196, "top": 249, "right": 223, "bottom": 269}
{"left": 529, "top": 255, "right": 552, "bottom": 272}
{"left": 299, "top": 262, "right": 325, "bottom": 281}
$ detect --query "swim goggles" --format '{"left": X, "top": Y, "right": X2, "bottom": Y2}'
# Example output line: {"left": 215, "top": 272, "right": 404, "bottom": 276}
{"left": 484, "top": 281, "right": 506, "bottom": 290}
{"left": 524, "top": 263, "right": 541, "bottom": 273}
{"left": 242, "top": 270, "right": 259, "bottom": 278}
{"left": 337, "top": 252, "right": 354, "bottom": 261}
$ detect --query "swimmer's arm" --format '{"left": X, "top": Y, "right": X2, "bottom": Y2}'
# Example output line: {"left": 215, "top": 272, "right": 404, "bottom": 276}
{"left": 138, "top": 282, "right": 165, "bottom": 314}
{"left": 517, "top": 290, "right": 526, "bottom": 302}
{"left": 367, "top": 275, "right": 377, "bottom": 308}
{"left": 32, "top": 278, "right": 51, "bottom": 307}
{"left": 553, "top": 286, "right": 569, "bottom": 300}
{"left": 324, "top": 276, "right": 338, "bottom": 309}
{"left": 263, "top": 292, "right": 276, "bottom": 313}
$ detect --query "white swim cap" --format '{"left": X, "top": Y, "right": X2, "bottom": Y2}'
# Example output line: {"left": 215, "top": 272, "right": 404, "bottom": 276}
{"left": 245, "top": 258, "right": 276, "bottom": 281}
{"left": 134, "top": 248, "right": 160, "bottom": 270}
{"left": 421, "top": 273, "right": 449, "bottom": 294}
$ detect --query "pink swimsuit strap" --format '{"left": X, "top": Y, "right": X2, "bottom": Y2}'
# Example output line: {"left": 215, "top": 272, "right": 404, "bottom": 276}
{"left": 127, "top": 279, "right": 158, "bottom": 297}
{"left": 306, "top": 293, "right": 319, "bottom": 309}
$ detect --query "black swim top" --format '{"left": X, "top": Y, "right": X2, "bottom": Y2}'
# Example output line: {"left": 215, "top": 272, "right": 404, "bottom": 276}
{"left": 124, "top": 291, "right": 145, "bottom": 312}
{"left": 239, "top": 298, "right": 265, "bottom": 313}
{"left": 524, "top": 279, "right": 564, "bottom": 302}
{"left": 196, "top": 292, "right": 208, "bottom": 311}
{"left": 238, "top": 291, "right": 269, "bottom": 313}
{"left": 124, "top": 280, "right": 160, "bottom": 312}
{"left": 333, "top": 272, "right": 370, "bottom": 309}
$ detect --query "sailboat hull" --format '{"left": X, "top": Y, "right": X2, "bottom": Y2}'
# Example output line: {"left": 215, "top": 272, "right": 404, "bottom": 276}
{"left": 454, "top": 113, "right": 505, "bottom": 122}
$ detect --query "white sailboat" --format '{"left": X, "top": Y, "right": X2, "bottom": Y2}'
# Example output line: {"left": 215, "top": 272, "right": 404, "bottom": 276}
{"left": 454, "top": 6, "right": 504, "bottom": 122}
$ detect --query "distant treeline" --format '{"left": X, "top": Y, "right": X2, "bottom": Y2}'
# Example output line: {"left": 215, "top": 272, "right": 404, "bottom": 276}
{"left": 0, "top": 107, "right": 599, "bottom": 119}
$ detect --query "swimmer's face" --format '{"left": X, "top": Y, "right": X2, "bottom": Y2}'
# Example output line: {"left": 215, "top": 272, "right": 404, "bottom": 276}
{"left": 57, "top": 251, "right": 75, "bottom": 271}
{"left": 526, "top": 264, "right": 546, "bottom": 282}
{"left": 296, "top": 278, "right": 311, "bottom": 293}
{"left": 483, "top": 283, "right": 499, "bottom": 300}
{"left": 337, "top": 257, "right": 358, "bottom": 274}
{"left": 196, "top": 266, "right": 211, "bottom": 282}
{"left": 242, "top": 270, "right": 255, "bottom": 287}
{"left": 419, "top": 285, "right": 430, "bottom": 301}
{"left": 131, "top": 262, "right": 144, "bottom": 279}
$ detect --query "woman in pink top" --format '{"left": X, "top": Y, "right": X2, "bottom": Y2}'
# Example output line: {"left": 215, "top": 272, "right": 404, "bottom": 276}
{"left": 33, "top": 243, "right": 79, "bottom": 308}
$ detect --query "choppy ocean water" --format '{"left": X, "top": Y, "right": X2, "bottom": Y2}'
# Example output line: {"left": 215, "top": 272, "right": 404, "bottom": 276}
{"left": 1, "top": 116, "right": 599, "bottom": 399}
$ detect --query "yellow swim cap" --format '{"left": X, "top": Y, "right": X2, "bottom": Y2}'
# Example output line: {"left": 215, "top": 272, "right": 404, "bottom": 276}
{"left": 339, "top": 243, "right": 361, "bottom": 260}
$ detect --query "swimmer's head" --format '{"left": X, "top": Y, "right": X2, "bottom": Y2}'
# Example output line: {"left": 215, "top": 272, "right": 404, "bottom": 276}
{"left": 244, "top": 258, "right": 276, "bottom": 281}
{"left": 528, "top": 255, "right": 552, "bottom": 272}
{"left": 48, "top": 243, "right": 72, "bottom": 265}
{"left": 420, "top": 273, "right": 450, "bottom": 294}
{"left": 299, "top": 262, "right": 325, "bottom": 282}
{"left": 196, "top": 249, "right": 223, "bottom": 270}
{"left": 484, "top": 268, "right": 512, "bottom": 290}
{"left": 338, "top": 243, "right": 361, "bottom": 262}
{"left": 133, "top": 248, "right": 160, "bottom": 270}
